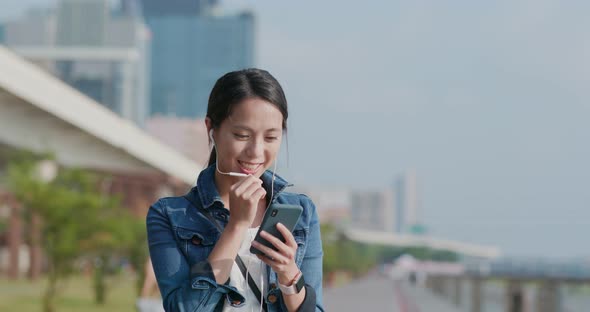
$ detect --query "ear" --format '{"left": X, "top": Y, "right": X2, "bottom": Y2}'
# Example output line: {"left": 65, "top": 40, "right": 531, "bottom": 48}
{"left": 205, "top": 118, "right": 214, "bottom": 145}
{"left": 205, "top": 117, "right": 213, "bottom": 132}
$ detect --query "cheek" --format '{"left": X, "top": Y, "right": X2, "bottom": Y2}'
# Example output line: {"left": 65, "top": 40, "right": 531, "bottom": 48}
{"left": 264, "top": 143, "right": 281, "bottom": 160}
{"left": 219, "top": 142, "right": 245, "bottom": 161}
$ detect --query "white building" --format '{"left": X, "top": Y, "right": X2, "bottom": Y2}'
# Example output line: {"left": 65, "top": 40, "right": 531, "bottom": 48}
{"left": 0, "top": 0, "right": 150, "bottom": 127}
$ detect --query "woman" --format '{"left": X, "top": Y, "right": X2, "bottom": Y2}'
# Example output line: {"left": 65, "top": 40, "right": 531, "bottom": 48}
{"left": 147, "top": 69, "right": 324, "bottom": 312}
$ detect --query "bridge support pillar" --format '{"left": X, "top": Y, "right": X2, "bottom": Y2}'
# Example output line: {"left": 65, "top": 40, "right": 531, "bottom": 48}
{"left": 435, "top": 276, "right": 446, "bottom": 297}
{"left": 470, "top": 277, "right": 482, "bottom": 312}
{"left": 426, "top": 275, "right": 441, "bottom": 296}
{"left": 505, "top": 280, "right": 524, "bottom": 312}
{"left": 536, "top": 280, "right": 560, "bottom": 312}
{"left": 452, "top": 277, "right": 462, "bottom": 306}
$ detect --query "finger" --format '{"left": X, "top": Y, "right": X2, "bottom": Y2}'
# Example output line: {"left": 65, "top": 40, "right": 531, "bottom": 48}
{"left": 256, "top": 254, "right": 282, "bottom": 268}
{"left": 259, "top": 230, "right": 294, "bottom": 259}
{"left": 260, "top": 231, "right": 290, "bottom": 255}
{"left": 229, "top": 176, "right": 250, "bottom": 192}
{"left": 256, "top": 254, "right": 275, "bottom": 266}
{"left": 241, "top": 182, "right": 265, "bottom": 201}
{"left": 251, "top": 241, "right": 289, "bottom": 264}
{"left": 276, "top": 223, "right": 298, "bottom": 249}
{"left": 252, "top": 187, "right": 267, "bottom": 200}
{"left": 233, "top": 175, "right": 263, "bottom": 195}
{"left": 232, "top": 175, "right": 255, "bottom": 193}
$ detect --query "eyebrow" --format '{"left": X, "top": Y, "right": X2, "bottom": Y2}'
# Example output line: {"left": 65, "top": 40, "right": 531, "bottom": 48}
{"left": 232, "top": 125, "right": 281, "bottom": 132}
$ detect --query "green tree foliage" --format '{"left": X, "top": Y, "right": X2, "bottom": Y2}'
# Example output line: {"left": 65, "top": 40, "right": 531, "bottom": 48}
{"left": 321, "top": 224, "right": 459, "bottom": 278}
{"left": 6, "top": 154, "right": 145, "bottom": 311}
{"left": 321, "top": 224, "right": 379, "bottom": 277}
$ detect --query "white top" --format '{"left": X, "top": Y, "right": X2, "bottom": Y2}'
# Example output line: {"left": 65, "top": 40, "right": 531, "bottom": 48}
{"left": 223, "top": 227, "right": 268, "bottom": 312}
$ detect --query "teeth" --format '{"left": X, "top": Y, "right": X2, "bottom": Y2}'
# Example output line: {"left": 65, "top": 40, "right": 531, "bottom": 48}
{"left": 239, "top": 161, "right": 261, "bottom": 170}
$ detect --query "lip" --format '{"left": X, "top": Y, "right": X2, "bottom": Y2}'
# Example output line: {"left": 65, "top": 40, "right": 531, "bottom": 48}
{"left": 237, "top": 160, "right": 263, "bottom": 174}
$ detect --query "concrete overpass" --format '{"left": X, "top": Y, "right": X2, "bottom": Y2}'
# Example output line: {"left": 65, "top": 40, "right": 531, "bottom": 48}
{"left": 344, "top": 228, "right": 501, "bottom": 259}
{"left": 8, "top": 46, "right": 141, "bottom": 62}
{"left": 0, "top": 44, "right": 198, "bottom": 183}
{"left": 0, "top": 45, "right": 202, "bottom": 278}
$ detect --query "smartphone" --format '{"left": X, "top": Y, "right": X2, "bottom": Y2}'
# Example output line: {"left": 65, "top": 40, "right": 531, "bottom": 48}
{"left": 250, "top": 203, "right": 303, "bottom": 255}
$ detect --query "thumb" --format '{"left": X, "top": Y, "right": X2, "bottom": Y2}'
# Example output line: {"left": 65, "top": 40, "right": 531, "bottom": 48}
{"left": 260, "top": 189, "right": 267, "bottom": 200}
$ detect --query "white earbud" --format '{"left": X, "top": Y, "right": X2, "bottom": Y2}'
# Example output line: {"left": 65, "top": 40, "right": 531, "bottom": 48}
{"left": 208, "top": 129, "right": 215, "bottom": 147}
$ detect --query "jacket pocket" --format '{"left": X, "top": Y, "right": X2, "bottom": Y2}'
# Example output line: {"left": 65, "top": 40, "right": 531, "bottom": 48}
{"left": 293, "top": 229, "right": 307, "bottom": 266}
{"left": 176, "top": 227, "right": 218, "bottom": 266}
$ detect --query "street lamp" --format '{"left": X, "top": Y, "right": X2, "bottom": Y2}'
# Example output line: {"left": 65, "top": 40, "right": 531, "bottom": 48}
{"left": 35, "top": 159, "right": 57, "bottom": 183}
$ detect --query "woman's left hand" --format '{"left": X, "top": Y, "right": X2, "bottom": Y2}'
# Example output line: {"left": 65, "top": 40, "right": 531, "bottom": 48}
{"left": 252, "top": 223, "right": 300, "bottom": 284}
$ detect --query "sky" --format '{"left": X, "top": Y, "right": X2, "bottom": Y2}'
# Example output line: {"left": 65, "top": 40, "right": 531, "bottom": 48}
{"left": 2, "top": 0, "right": 589, "bottom": 259}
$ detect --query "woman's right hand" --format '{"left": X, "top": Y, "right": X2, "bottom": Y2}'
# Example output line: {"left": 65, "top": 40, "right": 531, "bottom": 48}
{"left": 228, "top": 175, "right": 266, "bottom": 228}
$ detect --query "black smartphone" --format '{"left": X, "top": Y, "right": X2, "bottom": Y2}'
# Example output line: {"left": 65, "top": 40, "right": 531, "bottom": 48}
{"left": 250, "top": 203, "right": 303, "bottom": 255}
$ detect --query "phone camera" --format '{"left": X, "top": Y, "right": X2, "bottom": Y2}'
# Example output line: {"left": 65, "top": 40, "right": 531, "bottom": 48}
{"left": 271, "top": 209, "right": 278, "bottom": 217}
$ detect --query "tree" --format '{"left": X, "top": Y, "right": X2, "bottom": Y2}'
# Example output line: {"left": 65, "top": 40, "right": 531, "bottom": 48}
{"left": 79, "top": 204, "right": 145, "bottom": 304}
{"left": 6, "top": 154, "right": 144, "bottom": 311}
{"left": 320, "top": 222, "right": 459, "bottom": 285}
{"left": 321, "top": 224, "right": 379, "bottom": 281}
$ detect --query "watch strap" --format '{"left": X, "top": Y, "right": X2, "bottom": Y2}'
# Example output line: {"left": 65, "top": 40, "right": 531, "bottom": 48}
{"left": 279, "top": 271, "right": 305, "bottom": 295}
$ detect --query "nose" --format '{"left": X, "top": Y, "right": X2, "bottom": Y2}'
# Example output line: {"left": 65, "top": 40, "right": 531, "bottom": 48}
{"left": 245, "top": 136, "right": 264, "bottom": 159}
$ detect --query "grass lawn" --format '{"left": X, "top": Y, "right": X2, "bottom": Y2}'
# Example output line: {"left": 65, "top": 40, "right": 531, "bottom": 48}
{"left": 0, "top": 273, "right": 142, "bottom": 312}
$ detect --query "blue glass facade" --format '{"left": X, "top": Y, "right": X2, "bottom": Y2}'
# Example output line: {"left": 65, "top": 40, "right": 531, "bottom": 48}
{"left": 140, "top": 0, "right": 218, "bottom": 16}
{"left": 0, "top": 24, "right": 5, "bottom": 43}
{"left": 146, "top": 12, "right": 254, "bottom": 117}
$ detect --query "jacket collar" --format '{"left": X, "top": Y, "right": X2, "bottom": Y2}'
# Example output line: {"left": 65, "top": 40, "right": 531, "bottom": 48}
{"left": 195, "top": 164, "right": 291, "bottom": 209}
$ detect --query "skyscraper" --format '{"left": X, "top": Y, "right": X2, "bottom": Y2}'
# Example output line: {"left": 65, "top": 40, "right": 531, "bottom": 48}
{"left": 1, "top": 8, "right": 55, "bottom": 46}
{"left": 56, "top": 0, "right": 109, "bottom": 46}
{"left": 1, "top": 0, "right": 150, "bottom": 126}
{"left": 140, "top": 1, "right": 254, "bottom": 118}
{"left": 395, "top": 170, "right": 420, "bottom": 233}
{"left": 120, "top": 0, "right": 142, "bottom": 17}
{"left": 140, "top": 0, "right": 219, "bottom": 17}
{"left": 350, "top": 190, "right": 395, "bottom": 232}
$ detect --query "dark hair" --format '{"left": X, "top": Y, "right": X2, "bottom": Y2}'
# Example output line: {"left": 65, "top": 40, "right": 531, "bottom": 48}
{"left": 207, "top": 68, "right": 288, "bottom": 166}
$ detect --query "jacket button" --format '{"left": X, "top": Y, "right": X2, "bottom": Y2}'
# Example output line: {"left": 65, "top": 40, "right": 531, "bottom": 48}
{"left": 231, "top": 299, "right": 241, "bottom": 306}
{"left": 191, "top": 237, "right": 202, "bottom": 245}
{"left": 269, "top": 283, "right": 277, "bottom": 290}
{"left": 267, "top": 294, "right": 278, "bottom": 304}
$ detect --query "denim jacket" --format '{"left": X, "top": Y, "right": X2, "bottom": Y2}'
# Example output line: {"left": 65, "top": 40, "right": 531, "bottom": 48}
{"left": 147, "top": 164, "right": 325, "bottom": 312}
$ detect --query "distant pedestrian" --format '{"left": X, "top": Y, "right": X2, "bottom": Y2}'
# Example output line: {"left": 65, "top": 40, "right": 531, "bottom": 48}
{"left": 136, "top": 258, "right": 164, "bottom": 312}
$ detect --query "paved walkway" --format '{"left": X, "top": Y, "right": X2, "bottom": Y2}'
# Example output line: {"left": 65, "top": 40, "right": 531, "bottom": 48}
{"left": 323, "top": 273, "right": 464, "bottom": 312}
{"left": 400, "top": 282, "right": 466, "bottom": 312}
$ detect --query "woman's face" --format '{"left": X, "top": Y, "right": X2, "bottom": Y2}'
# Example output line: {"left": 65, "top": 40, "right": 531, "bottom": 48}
{"left": 210, "top": 97, "right": 284, "bottom": 179}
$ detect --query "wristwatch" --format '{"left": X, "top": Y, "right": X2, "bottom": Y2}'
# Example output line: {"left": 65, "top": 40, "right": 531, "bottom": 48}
{"left": 278, "top": 271, "right": 305, "bottom": 295}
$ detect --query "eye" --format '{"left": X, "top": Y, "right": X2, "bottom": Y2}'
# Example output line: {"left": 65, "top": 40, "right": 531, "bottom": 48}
{"left": 233, "top": 133, "right": 249, "bottom": 140}
{"left": 265, "top": 136, "right": 279, "bottom": 141}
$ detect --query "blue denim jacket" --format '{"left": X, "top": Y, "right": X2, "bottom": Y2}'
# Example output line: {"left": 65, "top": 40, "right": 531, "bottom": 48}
{"left": 147, "top": 164, "right": 325, "bottom": 312}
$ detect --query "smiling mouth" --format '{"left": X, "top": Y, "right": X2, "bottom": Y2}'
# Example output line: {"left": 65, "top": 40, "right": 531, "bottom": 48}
{"left": 237, "top": 161, "right": 263, "bottom": 174}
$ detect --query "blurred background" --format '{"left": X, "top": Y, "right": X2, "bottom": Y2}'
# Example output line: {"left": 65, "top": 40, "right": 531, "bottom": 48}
{"left": 0, "top": 0, "right": 589, "bottom": 311}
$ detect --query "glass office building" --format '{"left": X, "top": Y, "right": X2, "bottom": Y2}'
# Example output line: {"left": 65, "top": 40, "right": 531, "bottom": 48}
{"left": 0, "top": 0, "right": 150, "bottom": 127}
{"left": 146, "top": 12, "right": 254, "bottom": 117}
